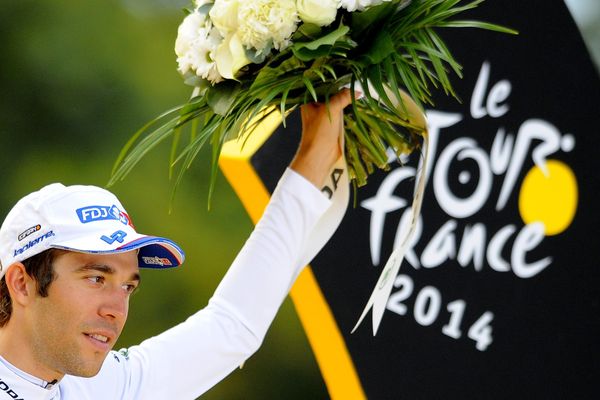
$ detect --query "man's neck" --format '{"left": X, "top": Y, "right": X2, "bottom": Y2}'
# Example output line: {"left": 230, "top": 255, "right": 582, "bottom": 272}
{"left": 0, "top": 354, "right": 58, "bottom": 389}
{"left": 0, "top": 322, "right": 64, "bottom": 384}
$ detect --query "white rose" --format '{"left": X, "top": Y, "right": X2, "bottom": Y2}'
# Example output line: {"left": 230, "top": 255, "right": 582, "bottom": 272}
{"left": 297, "top": 0, "right": 338, "bottom": 26}
{"left": 238, "top": 0, "right": 299, "bottom": 52}
{"left": 209, "top": 0, "right": 240, "bottom": 35}
{"left": 214, "top": 32, "right": 252, "bottom": 79}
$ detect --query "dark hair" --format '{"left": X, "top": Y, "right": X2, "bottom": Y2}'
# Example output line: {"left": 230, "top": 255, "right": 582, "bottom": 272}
{"left": 0, "top": 249, "right": 61, "bottom": 327}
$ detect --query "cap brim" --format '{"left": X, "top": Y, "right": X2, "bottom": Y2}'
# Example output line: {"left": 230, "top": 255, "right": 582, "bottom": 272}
{"left": 51, "top": 234, "right": 185, "bottom": 269}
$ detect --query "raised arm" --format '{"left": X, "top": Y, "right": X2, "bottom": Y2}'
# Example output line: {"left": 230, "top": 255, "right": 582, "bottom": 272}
{"left": 80, "top": 91, "right": 354, "bottom": 399}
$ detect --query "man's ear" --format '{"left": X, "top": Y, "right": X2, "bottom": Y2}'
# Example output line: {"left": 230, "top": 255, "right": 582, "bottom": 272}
{"left": 4, "top": 263, "right": 35, "bottom": 306}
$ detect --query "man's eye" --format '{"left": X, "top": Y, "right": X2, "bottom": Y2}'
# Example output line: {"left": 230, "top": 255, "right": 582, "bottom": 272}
{"left": 122, "top": 283, "right": 138, "bottom": 295}
{"left": 87, "top": 276, "right": 104, "bottom": 285}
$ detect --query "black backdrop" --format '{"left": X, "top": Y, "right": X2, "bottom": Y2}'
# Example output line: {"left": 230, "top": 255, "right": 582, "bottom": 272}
{"left": 249, "top": 2, "right": 600, "bottom": 398}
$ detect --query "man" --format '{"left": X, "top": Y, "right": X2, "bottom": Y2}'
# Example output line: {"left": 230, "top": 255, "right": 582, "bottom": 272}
{"left": 0, "top": 90, "right": 353, "bottom": 399}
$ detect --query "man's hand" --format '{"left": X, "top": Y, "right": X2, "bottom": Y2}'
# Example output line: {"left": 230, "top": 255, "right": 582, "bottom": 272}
{"left": 290, "top": 89, "right": 353, "bottom": 188}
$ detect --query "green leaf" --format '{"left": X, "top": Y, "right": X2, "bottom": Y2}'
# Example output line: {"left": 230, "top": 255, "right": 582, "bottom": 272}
{"left": 251, "top": 66, "right": 279, "bottom": 91}
{"left": 280, "top": 83, "right": 292, "bottom": 126}
{"left": 292, "top": 24, "right": 351, "bottom": 61}
{"left": 322, "top": 64, "right": 338, "bottom": 80}
{"left": 109, "top": 115, "right": 180, "bottom": 186}
{"left": 293, "top": 23, "right": 322, "bottom": 40}
{"left": 302, "top": 77, "right": 318, "bottom": 102}
{"left": 367, "top": 64, "right": 396, "bottom": 113}
{"left": 350, "top": 1, "right": 397, "bottom": 37}
{"left": 426, "top": 28, "right": 462, "bottom": 77}
{"left": 275, "top": 56, "right": 306, "bottom": 75}
{"left": 110, "top": 103, "right": 188, "bottom": 182}
{"left": 207, "top": 81, "right": 241, "bottom": 116}
{"left": 182, "top": 73, "right": 207, "bottom": 88}
{"left": 207, "top": 124, "right": 225, "bottom": 208}
{"left": 360, "top": 29, "right": 395, "bottom": 65}
{"left": 251, "top": 57, "right": 304, "bottom": 94}
{"left": 438, "top": 20, "right": 519, "bottom": 35}
{"left": 169, "top": 118, "right": 216, "bottom": 211}
{"left": 169, "top": 126, "right": 182, "bottom": 179}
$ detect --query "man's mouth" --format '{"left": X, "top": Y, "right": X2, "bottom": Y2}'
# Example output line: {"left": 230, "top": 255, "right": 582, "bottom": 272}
{"left": 83, "top": 330, "right": 117, "bottom": 350}
{"left": 85, "top": 333, "right": 109, "bottom": 343}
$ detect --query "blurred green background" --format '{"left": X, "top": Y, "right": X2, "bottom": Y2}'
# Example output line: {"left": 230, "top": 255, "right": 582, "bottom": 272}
{"left": 0, "top": 0, "right": 327, "bottom": 398}
{"left": 0, "top": 1, "right": 597, "bottom": 399}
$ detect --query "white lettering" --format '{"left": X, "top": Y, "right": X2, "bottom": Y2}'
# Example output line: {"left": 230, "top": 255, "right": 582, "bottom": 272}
{"left": 470, "top": 61, "right": 511, "bottom": 119}
{"left": 442, "top": 299, "right": 466, "bottom": 339}
{"left": 361, "top": 168, "right": 414, "bottom": 266}
{"left": 386, "top": 274, "right": 414, "bottom": 316}
{"left": 433, "top": 138, "right": 492, "bottom": 218}
{"left": 365, "top": 59, "right": 574, "bottom": 346}
{"left": 457, "top": 223, "right": 486, "bottom": 271}
{"left": 487, "top": 79, "right": 511, "bottom": 118}
{"left": 487, "top": 225, "right": 516, "bottom": 272}
{"left": 512, "top": 222, "right": 552, "bottom": 278}
{"left": 424, "top": 110, "right": 463, "bottom": 186}
{"left": 414, "top": 286, "right": 442, "bottom": 326}
{"left": 421, "top": 220, "right": 457, "bottom": 268}
{"left": 496, "top": 119, "right": 563, "bottom": 210}
{"left": 490, "top": 127, "right": 514, "bottom": 175}
{"left": 470, "top": 61, "right": 491, "bottom": 119}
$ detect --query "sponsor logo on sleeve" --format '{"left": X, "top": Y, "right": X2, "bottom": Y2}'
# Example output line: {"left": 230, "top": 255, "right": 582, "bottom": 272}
{"left": 119, "top": 348, "right": 130, "bottom": 360}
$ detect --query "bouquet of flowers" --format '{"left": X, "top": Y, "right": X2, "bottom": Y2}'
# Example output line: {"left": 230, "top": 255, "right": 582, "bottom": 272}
{"left": 110, "top": 0, "right": 514, "bottom": 196}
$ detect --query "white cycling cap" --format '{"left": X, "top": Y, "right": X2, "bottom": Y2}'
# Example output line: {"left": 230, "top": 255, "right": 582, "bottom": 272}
{"left": 0, "top": 183, "right": 185, "bottom": 278}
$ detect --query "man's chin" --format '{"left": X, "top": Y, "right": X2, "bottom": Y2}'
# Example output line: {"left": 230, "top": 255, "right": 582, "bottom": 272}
{"left": 67, "top": 352, "right": 110, "bottom": 378}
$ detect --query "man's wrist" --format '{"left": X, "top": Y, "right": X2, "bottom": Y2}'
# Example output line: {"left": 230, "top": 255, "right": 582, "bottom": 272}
{"left": 289, "top": 145, "right": 339, "bottom": 189}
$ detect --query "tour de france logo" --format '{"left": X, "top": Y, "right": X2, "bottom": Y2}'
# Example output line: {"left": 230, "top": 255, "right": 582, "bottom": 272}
{"left": 360, "top": 61, "right": 578, "bottom": 351}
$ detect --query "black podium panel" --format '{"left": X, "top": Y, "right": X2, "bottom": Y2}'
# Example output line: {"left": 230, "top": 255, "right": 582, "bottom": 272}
{"left": 249, "top": 2, "right": 599, "bottom": 398}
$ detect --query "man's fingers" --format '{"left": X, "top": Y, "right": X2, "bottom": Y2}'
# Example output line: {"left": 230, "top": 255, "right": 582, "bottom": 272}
{"left": 301, "top": 88, "right": 360, "bottom": 115}
{"left": 329, "top": 88, "right": 353, "bottom": 112}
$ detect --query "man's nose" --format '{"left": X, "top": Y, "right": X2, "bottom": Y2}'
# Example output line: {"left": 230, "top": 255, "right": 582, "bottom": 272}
{"left": 98, "top": 289, "right": 128, "bottom": 321}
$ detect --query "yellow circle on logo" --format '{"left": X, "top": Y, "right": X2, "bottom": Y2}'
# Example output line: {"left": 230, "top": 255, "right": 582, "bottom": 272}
{"left": 518, "top": 160, "right": 578, "bottom": 236}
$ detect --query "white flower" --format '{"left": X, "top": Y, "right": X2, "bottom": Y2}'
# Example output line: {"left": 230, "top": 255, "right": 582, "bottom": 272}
{"left": 238, "top": 0, "right": 299, "bottom": 53}
{"left": 297, "top": 0, "right": 338, "bottom": 26}
{"left": 175, "top": 11, "right": 208, "bottom": 75}
{"left": 337, "top": 0, "right": 391, "bottom": 12}
{"left": 195, "top": 27, "right": 226, "bottom": 82}
{"left": 214, "top": 32, "right": 252, "bottom": 79}
{"left": 209, "top": 0, "right": 240, "bottom": 35}
{"left": 175, "top": 11, "right": 224, "bottom": 83}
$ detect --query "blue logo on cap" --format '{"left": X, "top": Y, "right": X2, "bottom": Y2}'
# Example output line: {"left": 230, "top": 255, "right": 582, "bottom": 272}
{"left": 100, "top": 230, "right": 127, "bottom": 245}
{"left": 14, "top": 231, "right": 55, "bottom": 257}
{"left": 76, "top": 205, "right": 129, "bottom": 225}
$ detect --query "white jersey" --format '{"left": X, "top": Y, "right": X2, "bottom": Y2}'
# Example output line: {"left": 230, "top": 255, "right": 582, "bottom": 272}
{"left": 0, "top": 169, "right": 334, "bottom": 400}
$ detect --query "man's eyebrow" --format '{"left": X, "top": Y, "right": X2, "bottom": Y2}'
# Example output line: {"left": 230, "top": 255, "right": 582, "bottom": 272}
{"left": 74, "top": 264, "right": 141, "bottom": 283}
